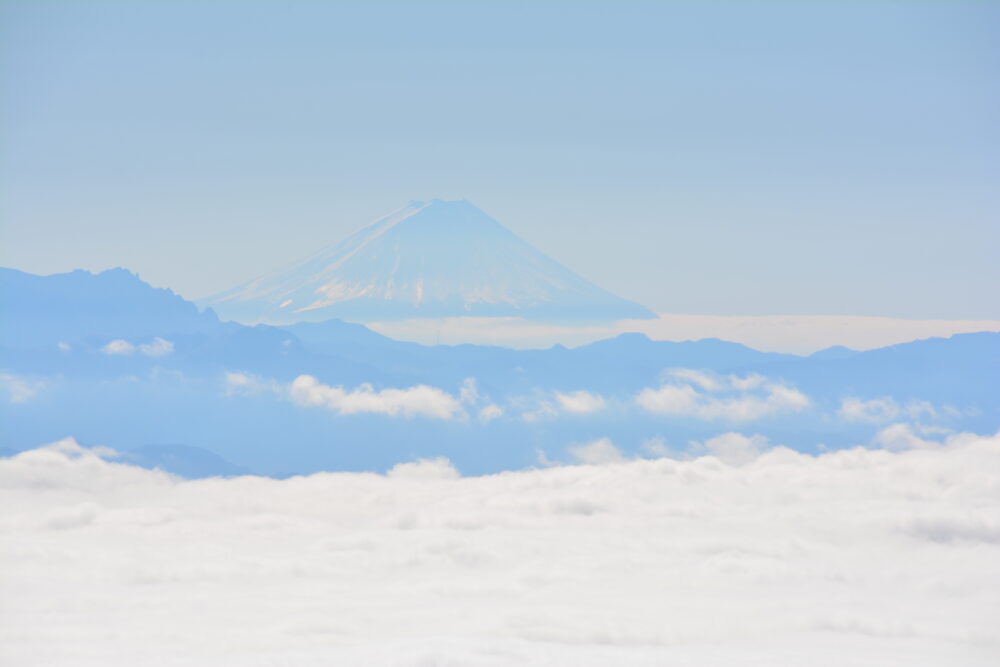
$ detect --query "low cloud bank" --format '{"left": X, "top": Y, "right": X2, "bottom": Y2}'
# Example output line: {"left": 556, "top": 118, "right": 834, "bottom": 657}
{"left": 289, "top": 375, "right": 464, "bottom": 420}
{"left": 217, "top": 369, "right": 977, "bottom": 431}
{"left": 554, "top": 390, "right": 606, "bottom": 414}
{"left": 223, "top": 371, "right": 612, "bottom": 423}
{"left": 636, "top": 370, "right": 809, "bottom": 421}
{"left": 223, "top": 372, "right": 468, "bottom": 420}
{"left": 2, "top": 434, "right": 999, "bottom": 666}
{"left": 101, "top": 337, "right": 174, "bottom": 357}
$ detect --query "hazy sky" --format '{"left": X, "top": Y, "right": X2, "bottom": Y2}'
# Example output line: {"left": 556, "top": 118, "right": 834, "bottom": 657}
{"left": 1, "top": 1, "right": 997, "bottom": 318}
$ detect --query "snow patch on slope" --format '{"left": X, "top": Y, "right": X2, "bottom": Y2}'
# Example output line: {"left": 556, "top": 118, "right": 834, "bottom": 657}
{"left": 200, "top": 200, "right": 653, "bottom": 324}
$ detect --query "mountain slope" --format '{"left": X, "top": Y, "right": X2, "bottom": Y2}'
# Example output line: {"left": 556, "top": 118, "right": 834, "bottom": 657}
{"left": 200, "top": 199, "right": 655, "bottom": 324}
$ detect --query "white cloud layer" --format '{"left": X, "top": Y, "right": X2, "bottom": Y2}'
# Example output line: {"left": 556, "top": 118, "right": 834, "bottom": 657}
{"left": 636, "top": 370, "right": 810, "bottom": 421}
{"left": 138, "top": 337, "right": 174, "bottom": 357}
{"left": 2, "top": 434, "right": 999, "bottom": 666}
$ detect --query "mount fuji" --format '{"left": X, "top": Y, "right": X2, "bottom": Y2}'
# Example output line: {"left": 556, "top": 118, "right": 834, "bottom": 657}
{"left": 199, "top": 199, "right": 655, "bottom": 324}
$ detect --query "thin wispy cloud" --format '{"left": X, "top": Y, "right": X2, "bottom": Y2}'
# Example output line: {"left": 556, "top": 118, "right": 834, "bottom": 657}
{"left": 477, "top": 404, "right": 503, "bottom": 423}
{"left": 0, "top": 373, "right": 43, "bottom": 404}
{"left": 839, "top": 397, "right": 938, "bottom": 423}
{"left": 138, "top": 337, "right": 174, "bottom": 357}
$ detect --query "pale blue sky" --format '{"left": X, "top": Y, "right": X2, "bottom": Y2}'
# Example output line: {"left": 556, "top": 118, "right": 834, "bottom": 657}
{"left": 1, "top": 0, "right": 997, "bottom": 317}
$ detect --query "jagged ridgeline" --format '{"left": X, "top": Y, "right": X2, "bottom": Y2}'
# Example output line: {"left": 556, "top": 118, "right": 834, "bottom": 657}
{"left": 198, "top": 199, "right": 655, "bottom": 324}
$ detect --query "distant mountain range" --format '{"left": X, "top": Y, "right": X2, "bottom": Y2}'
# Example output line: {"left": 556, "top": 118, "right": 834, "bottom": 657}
{"left": 0, "top": 266, "right": 221, "bottom": 349}
{"left": 199, "top": 199, "right": 655, "bottom": 323}
{"left": 2, "top": 266, "right": 998, "bottom": 476}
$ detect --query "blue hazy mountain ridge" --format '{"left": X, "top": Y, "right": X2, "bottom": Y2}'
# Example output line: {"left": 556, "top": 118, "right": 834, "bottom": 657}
{"left": 0, "top": 267, "right": 223, "bottom": 349}
{"left": 0, "top": 267, "right": 398, "bottom": 385}
{"left": 4, "top": 266, "right": 997, "bottom": 402}
{"left": 199, "top": 199, "right": 656, "bottom": 324}
{"left": 282, "top": 320, "right": 797, "bottom": 393}
{"left": 2, "top": 266, "right": 998, "bottom": 476}
{"left": 121, "top": 444, "right": 250, "bottom": 479}
{"left": 808, "top": 345, "right": 859, "bottom": 361}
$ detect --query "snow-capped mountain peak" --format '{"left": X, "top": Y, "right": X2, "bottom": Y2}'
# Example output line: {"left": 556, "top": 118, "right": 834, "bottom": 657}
{"left": 200, "top": 199, "right": 654, "bottom": 324}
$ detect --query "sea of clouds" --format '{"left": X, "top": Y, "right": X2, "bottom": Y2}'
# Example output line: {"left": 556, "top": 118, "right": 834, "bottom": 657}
{"left": 3, "top": 433, "right": 999, "bottom": 666}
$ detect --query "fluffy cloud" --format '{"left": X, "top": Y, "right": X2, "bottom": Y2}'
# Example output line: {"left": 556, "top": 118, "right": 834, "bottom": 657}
{"left": 636, "top": 370, "right": 810, "bottom": 421}
{"left": 554, "top": 390, "right": 606, "bottom": 414}
{"left": 568, "top": 437, "right": 627, "bottom": 464}
{"left": 839, "top": 396, "right": 900, "bottom": 422}
{"left": 2, "top": 433, "right": 999, "bottom": 666}
{"left": 224, "top": 372, "right": 474, "bottom": 420}
{"left": 668, "top": 368, "right": 724, "bottom": 391}
{"left": 871, "top": 423, "right": 943, "bottom": 451}
{"left": 386, "top": 457, "right": 460, "bottom": 480}
{"left": 101, "top": 338, "right": 174, "bottom": 357}
{"left": 138, "top": 337, "right": 174, "bottom": 357}
{"left": 101, "top": 339, "right": 135, "bottom": 355}
{"left": 223, "top": 371, "right": 279, "bottom": 396}
{"left": 514, "top": 396, "right": 559, "bottom": 423}
{"left": 289, "top": 374, "right": 464, "bottom": 420}
{"left": 640, "top": 436, "right": 670, "bottom": 457}
{"left": 687, "top": 432, "right": 771, "bottom": 465}
{"left": 478, "top": 404, "right": 504, "bottom": 423}
{"left": 515, "top": 389, "right": 610, "bottom": 422}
